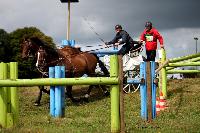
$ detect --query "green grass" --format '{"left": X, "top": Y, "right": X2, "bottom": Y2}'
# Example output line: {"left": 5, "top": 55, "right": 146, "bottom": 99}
{"left": 1, "top": 78, "right": 200, "bottom": 133}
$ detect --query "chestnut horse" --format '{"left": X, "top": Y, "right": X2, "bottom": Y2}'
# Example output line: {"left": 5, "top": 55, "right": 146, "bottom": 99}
{"left": 21, "top": 37, "right": 109, "bottom": 105}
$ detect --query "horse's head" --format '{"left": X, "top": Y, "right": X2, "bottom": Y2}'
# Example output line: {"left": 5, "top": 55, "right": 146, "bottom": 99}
{"left": 36, "top": 46, "right": 47, "bottom": 72}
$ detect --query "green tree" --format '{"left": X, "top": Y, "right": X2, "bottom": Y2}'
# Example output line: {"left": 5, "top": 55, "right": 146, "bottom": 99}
{"left": 0, "top": 29, "right": 12, "bottom": 62}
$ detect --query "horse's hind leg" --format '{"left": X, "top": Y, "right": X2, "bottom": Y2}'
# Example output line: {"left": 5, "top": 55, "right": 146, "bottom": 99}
{"left": 83, "top": 85, "right": 95, "bottom": 102}
{"left": 100, "top": 85, "right": 110, "bottom": 97}
{"left": 98, "top": 60, "right": 109, "bottom": 76}
{"left": 65, "top": 86, "right": 80, "bottom": 103}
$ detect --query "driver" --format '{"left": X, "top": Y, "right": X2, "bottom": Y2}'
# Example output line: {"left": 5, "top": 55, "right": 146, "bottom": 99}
{"left": 106, "top": 24, "right": 142, "bottom": 56}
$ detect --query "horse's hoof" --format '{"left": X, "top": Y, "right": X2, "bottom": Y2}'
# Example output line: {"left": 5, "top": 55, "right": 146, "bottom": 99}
{"left": 34, "top": 102, "right": 40, "bottom": 106}
{"left": 71, "top": 98, "right": 81, "bottom": 103}
{"left": 82, "top": 97, "right": 89, "bottom": 103}
{"left": 104, "top": 91, "right": 110, "bottom": 97}
{"left": 83, "top": 94, "right": 90, "bottom": 102}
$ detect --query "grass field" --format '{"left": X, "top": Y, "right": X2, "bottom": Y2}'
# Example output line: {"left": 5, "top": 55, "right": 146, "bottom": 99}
{"left": 1, "top": 78, "right": 200, "bottom": 133}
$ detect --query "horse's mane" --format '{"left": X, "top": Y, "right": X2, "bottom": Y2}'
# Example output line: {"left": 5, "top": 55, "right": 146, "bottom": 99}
{"left": 30, "top": 37, "right": 60, "bottom": 57}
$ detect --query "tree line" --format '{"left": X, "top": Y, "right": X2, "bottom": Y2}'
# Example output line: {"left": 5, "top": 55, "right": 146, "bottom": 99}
{"left": 0, "top": 27, "right": 55, "bottom": 79}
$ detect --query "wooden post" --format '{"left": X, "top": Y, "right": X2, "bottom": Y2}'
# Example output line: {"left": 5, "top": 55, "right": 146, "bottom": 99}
{"left": 110, "top": 55, "right": 120, "bottom": 133}
{"left": 10, "top": 62, "right": 19, "bottom": 127}
{"left": 118, "top": 55, "right": 125, "bottom": 133}
{"left": 146, "top": 62, "right": 152, "bottom": 121}
{"left": 0, "top": 63, "right": 7, "bottom": 127}
{"left": 161, "top": 49, "right": 167, "bottom": 98}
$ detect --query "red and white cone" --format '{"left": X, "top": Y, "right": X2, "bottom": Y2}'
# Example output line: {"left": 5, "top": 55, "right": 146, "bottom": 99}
{"left": 156, "top": 97, "right": 160, "bottom": 114}
{"left": 159, "top": 92, "right": 166, "bottom": 111}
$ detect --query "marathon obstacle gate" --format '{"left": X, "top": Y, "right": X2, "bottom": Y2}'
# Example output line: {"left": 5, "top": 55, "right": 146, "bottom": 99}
{"left": 157, "top": 49, "right": 200, "bottom": 98}
{"left": 0, "top": 57, "right": 158, "bottom": 132}
{"left": 0, "top": 55, "right": 121, "bottom": 133}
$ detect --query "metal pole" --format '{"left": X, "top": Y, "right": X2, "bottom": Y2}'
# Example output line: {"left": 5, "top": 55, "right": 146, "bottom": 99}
{"left": 194, "top": 37, "right": 198, "bottom": 70}
{"left": 67, "top": 0, "right": 70, "bottom": 40}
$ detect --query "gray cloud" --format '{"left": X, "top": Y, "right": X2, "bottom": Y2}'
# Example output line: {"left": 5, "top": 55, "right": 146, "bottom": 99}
{"left": 0, "top": 0, "right": 200, "bottom": 58}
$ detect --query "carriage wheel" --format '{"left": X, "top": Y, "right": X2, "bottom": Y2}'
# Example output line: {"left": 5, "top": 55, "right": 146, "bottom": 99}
{"left": 123, "top": 66, "right": 140, "bottom": 94}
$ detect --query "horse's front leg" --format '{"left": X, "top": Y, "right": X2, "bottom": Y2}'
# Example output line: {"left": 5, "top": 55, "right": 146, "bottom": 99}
{"left": 34, "top": 86, "right": 50, "bottom": 106}
{"left": 34, "top": 86, "right": 43, "bottom": 106}
{"left": 65, "top": 86, "right": 80, "bottom": 103}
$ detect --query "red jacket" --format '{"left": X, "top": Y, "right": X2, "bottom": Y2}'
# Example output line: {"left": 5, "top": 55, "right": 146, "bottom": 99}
{"left": 140, "top": 28, "right": 163, "bottom": 51}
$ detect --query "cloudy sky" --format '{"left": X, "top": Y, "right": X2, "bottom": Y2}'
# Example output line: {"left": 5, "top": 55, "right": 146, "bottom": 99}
{"left": 1, "top": 0, "right": 200, "bottom": 59}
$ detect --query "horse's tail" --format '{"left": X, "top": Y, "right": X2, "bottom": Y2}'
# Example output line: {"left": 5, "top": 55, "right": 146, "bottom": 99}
{"left": 92, "top": 53, "right": 110, "bottom": 76}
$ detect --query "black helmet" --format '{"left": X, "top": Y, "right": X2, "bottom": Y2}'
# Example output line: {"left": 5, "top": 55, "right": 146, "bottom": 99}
{"left": 115, "top": 24, "right": 122, "bottom": 30}
{"left": 145, "top": 21, "right": 152, "bottom": 28}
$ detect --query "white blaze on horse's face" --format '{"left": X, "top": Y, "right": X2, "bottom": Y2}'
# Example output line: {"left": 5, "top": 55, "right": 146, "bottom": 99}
{"left": 36, "top": 51, "right": 40, "bottom": 67}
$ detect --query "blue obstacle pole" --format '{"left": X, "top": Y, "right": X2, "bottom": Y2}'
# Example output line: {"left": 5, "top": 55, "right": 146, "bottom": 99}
{"left": 140, "top": 62, "right": 157, "bottom": 120}
{"left": 49, "top": 66, "right": 65, "bottom": 117}
{"left": 61, "top": 66, "right": 65, "bottom": 117}
{"left": 70, "top": 40, "right": 75, "bottom": 47}
{"left": 140, "top": 62, "right": 147, "bottom": 120}
{"left": 55, "top": 66, "right": 63, "bottom": 117}
{"left": 151, "top": 61, "right": 156, "bottom": 119}
{"left": 127, "top": 78, "right": 143, "bottom": 84}
{"left": 49, "top": 67, "right": 55, "bottom": 116}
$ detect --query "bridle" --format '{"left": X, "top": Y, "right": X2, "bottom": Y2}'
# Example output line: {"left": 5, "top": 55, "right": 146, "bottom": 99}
{"left": 36, "top": 47, "right": 48, "bottom": 76}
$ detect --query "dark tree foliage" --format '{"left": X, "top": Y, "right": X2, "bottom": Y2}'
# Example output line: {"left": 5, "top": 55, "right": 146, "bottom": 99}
{"left": 0, "top": 29, "right": 12, "bottom": 62}
{"left": 8, "top": 27, "right": 56, "bottom": 79}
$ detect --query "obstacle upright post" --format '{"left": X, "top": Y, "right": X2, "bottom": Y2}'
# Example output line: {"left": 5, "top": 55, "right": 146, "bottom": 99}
{"left": 161, "top": 48, "right": 167, "bottom": 98}
{"left": 10, "top": 62, "right": 19, "bottom": 127}
{"left": 151, "top": 62, "right": 156, "bottom": 119}
{"left": 140, "top": 62, "right": 147, "bottom": 120}
{"left": 49, "top": 66, "right": 65, "bottom": 117}
{"left": 110, "top": 55, "right": 120, "bottom": 133}
{"left": 140, "top": 61, "right": 157, "bottom": 120}
{"left": 0, "top": 63, "right": 7, "bottom": 127}
{"left": 61, "top": 66, "right": 65, "bottom": 117}
{"left": 0, "top": 62, "right": 18, "bottom": 128}
{"left": 49, "top": 67, "right": 55, "bottom": 117}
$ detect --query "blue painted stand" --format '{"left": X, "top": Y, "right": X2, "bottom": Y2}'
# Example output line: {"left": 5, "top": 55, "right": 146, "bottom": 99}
{"left": 49, "top": 66, "right": 65, "bottom": 117}
{"left": 61, "top": 39, "right": 75, "bottom": 47}
{"left": 140, "top": 61, "right": 156, "bottom": 120}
